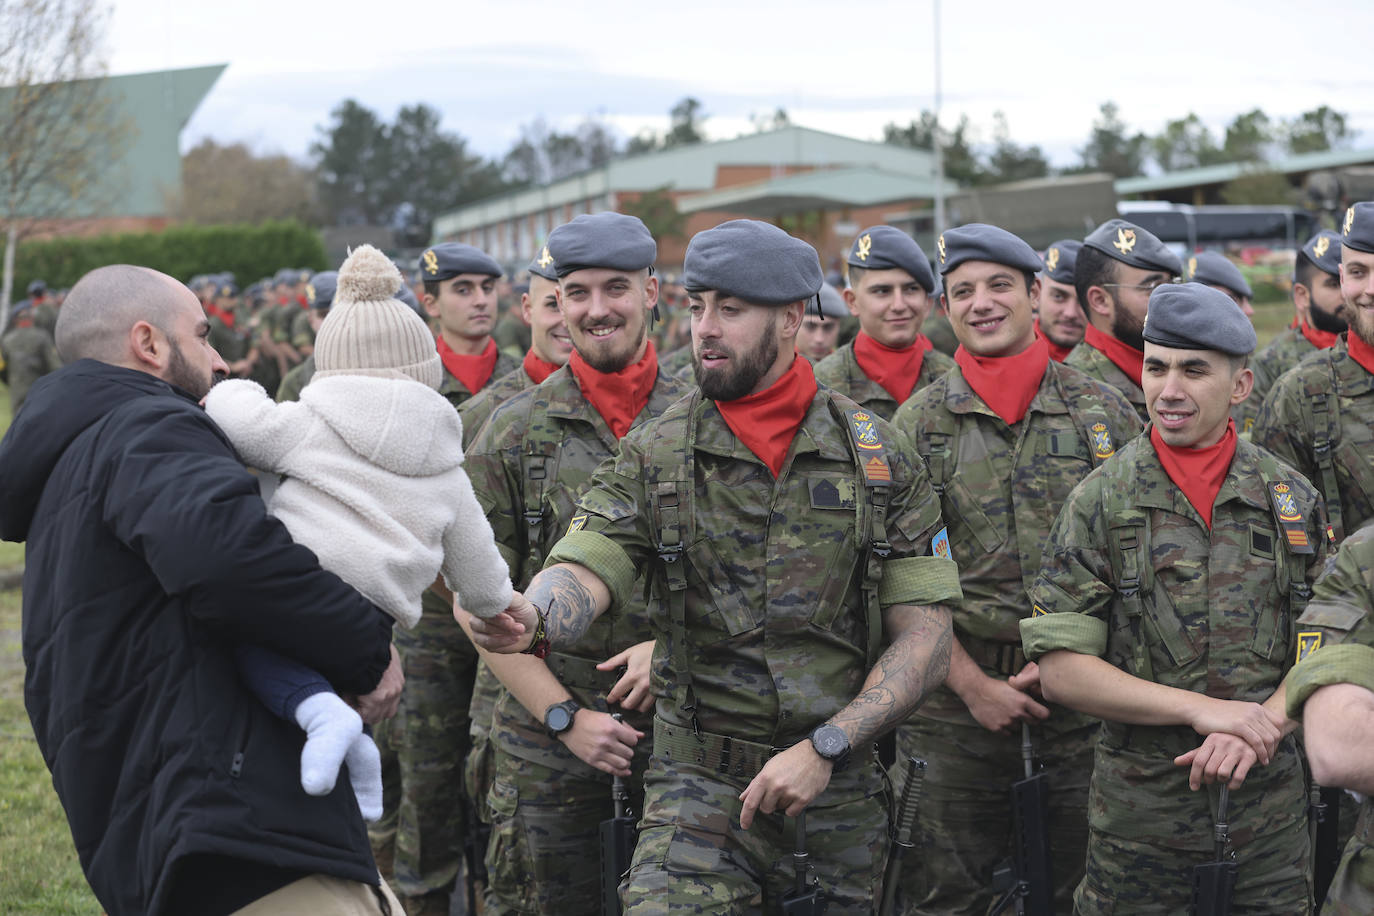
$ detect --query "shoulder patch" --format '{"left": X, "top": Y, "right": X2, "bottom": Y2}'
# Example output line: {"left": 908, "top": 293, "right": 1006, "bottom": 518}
{"left": 566, "top": 514, "right": 589, "bottom": 535}
{"left": 931, "top": 526, "right": 952, "bottom": 560}
{"left": 1267, "top": 481, "right": 1314, "bottom": 555}
{"left": 1032, "top": 603, "right": 1049, "bottom": 617}
{"left": 844, "top": 407, "right": 893, "bottom": 487}
{"left": 1296, "top": 631, "right": 1323, "bottom": 664}
{"left": 1089, "top": 421, "right": 1115, "bottom": 459}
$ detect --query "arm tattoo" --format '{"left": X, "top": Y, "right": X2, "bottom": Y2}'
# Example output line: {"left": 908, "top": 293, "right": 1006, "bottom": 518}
{"left": 525, "top": 566, "right": 598, "bottom": 648}
{"left": 829, "top": 603, "right": 953, "bottom": 746}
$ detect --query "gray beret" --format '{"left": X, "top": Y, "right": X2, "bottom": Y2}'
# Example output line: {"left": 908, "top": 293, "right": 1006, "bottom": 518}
{"left": 217, "top": 280, "right": 240, "bottom": 298}
{"left": 306, "top": 271, "right": 338, "bottom": 309}
{"left": 817, "top": 283, "right": 848, "bottom": 319}
{"left": 527, "top": 243, "right": 559, "bottom": 281}
{"left": 846, "top": 225, "right": 935, "bottom": 292}
{"left": 1298, "top": 229, "right": 1342, "bottom": 278}
{"left": 419, "top": 242, "right": 503, "bottom": 282}
{"left": 1084, "top": 219, "right": 1182, "bottom": 276}
{"left": 1143, "top": 283, "right": 1257, "bottom": 356}
{"left": 936, "top": 223, "right": 1043, "bottom": 276}
{"left": 273, "top": 268, "right": 296, "bottom": 285}
{"left": 1186, "top": 251, "right": 1252, "bottom": 299}
{"left": 683, "top": 219, "right": 823, "bottom": 305}
{"left": 394, "top": 279, "right": 425, "bottom": 318}
{"left": 546, "top": 212, "right": 656, "bottom": 278}
{"left": 1042, "top": 240, "right": 1083, "bottom": 286}
{"left": 1342, "top": 202, "right": 1374, "bottom": 255}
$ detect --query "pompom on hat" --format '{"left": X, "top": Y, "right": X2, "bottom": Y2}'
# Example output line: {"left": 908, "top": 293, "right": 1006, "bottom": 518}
{"left": 313, "top": 245, "right": 442, "bottom": 390}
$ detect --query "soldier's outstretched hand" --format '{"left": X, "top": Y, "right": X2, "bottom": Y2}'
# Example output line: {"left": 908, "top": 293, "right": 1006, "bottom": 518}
{"left": 1174, "top": 733, "right": 1261, "bottom": 791}
{"left": 466, "top": 592, "right": 540, "bottom": 653}
{"left": 1186, "top": 697, "right": 1282, "bottom": 766}
{"left": 600, "top": 640, "right": 656, "bottom": 712}
{"left": 737, "top": 742, "right": 832, "bottom": 830}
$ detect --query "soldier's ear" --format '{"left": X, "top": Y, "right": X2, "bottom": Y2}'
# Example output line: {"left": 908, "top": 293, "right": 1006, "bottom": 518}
{"left": 1085, "top": 285, "right": 1113, "bottom": 320}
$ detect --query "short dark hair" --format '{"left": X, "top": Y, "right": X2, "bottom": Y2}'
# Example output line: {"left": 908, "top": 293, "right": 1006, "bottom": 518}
{"left": 423, "top": 280, "right": 441, "bottom": 301}
{"left": 1074, "top": 245, "right": 1117, "bottom": 316}
{"left": 1293, "top": 251, "right": 1323, "bottom": 294}
{"left": 1020, "top": 270, "right": 1035, "bottom": 294}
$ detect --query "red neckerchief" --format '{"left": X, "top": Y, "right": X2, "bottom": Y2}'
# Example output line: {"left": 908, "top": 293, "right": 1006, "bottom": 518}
{"left": 1300, "top": 322, "right": 1341, "bottom": 351}
{"left": 1083, "top": 323, "right": 1143, "bottom": 387}
{"left": 437, "top": 336, "right": 499, "bottom": 394}
{"left": 297, "top": 294, "right": 309, "bottom": 309}
{"left": 568, "top": 340, "right": 659, "bottom": 439}
{"left": 714, "top": 355, "right": 819, "bottom": 478}
{"left": 1348, "top": 330, "right": 1374, "bottom": 376}
{"left": 12, "top": 314, "right": 33, "bottom": 328}
{"left": 1150, "top": 419, "right": 1238, "bottom": 529}
{"left": 1035, "top": 320, "right": 1074, "bottom": 362}
{"left": 852, "top": 331, "right": 932, "bottom": 404}
{"left": 205, "top": 302, "right": 236, "bottom": 329}
{"left": 955, "top": 336, "right": 1050, "bottom": 426}
{"left": 523, "top": 348, "right": 560, "bottom": 385}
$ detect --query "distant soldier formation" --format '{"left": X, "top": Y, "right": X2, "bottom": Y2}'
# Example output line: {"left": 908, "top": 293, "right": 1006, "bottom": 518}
{"left": 6, "top": 202, "right": 1374, "bottom": 916}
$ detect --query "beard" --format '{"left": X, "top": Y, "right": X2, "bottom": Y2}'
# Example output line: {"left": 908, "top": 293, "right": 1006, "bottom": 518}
{"left": 1110, "top": 297, "right": 1146, "bottom": 352}
{"left": 576, "top": 316, "right": 647, "bottom": 373}
{"left": 1309, "top": 300, "right": 1349, "bottom": 335}
{"left": 693, "top": 315, "right": 780, "bottom": 401}
{"left": 166, "top": 336, "right": 221, "bottom": 399}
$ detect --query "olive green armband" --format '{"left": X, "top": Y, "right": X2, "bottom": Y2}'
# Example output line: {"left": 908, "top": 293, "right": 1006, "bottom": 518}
{"left": 545, "top": 529, "right": 637, "bottom": 613}
{"left": 1285, "top": 643, "right": 1374, "bottom": 720}
{"left": 879, "top": 556, "right": 962, "bottom": 608}
{"left": 1020, "top": 613, "right": 1107, "bottom": 661}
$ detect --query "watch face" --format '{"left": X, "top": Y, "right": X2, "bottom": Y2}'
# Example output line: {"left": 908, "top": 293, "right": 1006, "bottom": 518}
{"left": 814, "top": 726, "right": 847, "bottom": 757}
{"left": 547, "top": 705, "right": 574, "bottom": 732}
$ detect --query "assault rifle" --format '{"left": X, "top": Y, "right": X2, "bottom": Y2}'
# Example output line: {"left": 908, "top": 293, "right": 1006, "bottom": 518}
{"left": 991, "top": 723, "right": 1053, "bottom": 915}
{"left": 780, "top": 810, "right": 824, "bottom": 915}
{"left": 879, "top": 755, "right": 927, "bottom": 916}
{"left": 599, "top": 714, "right": 636, "bottom": 916}
{"left": 1190, "top": 785, "right": 1237, "bottom": 916}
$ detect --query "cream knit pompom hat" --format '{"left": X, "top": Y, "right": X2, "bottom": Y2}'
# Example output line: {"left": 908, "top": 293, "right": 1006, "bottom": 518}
{"left": 313, "top": 245, "right": 442, "bottom": 390}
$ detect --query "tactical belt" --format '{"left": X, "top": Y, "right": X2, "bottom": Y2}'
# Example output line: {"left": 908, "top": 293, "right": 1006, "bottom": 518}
{"left": 545, "top": 651, "right": 616, "bottom": 693}
{"left": 964, "top": 636, "right": 1027, "bottom": 677}
{"left": 653, "top": 718, "right": 779, "bottom": 779}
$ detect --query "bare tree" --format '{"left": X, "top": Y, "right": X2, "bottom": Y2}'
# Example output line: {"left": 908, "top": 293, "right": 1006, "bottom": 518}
{"left": 0, "top": 0, "right": 129, "bottom": 332}
{"left": 170, "top": 139, "right": 319, "bottom": 226}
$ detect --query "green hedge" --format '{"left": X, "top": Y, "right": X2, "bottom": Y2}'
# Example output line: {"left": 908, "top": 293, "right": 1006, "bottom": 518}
{"left": 14, "top": 221, "right": 328, "bottom": 291}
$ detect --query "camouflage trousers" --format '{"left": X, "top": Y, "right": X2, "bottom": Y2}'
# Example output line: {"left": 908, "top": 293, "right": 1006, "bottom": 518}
{"left": 465, "top": 661, "right": 502, "bottom": 826}
{"left": 484, "top": 750, "right": 648, "bottom": 915}
{"left": 374, "top": 589, "right": 480, "bottom": 898}
{"left": 621, "top": 750, "right": 889, "bottom": 914}
{"left": 895, "top": 703, "right": 1094, "bottom": 914}
{"left": 1322, "top": 802, "right": 1374, "bottom": 916}
{"left": 1075, "top": 813, "right": 1312, "bottom": 914}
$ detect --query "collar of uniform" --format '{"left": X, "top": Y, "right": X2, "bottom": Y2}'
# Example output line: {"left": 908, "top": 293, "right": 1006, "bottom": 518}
{"left": 694, "top": 390, "right": 849, "bottom": 465}
{"left": 544, "top": 363, "right": 692, "bottom": 432}
{"left": 943, "top": 359, "right": 1069, "bottom": 418}
{"left": 1132, "top": 429, "right": 1270, "bottom": 517}
{"left": 1336, "top": 338, "right": 1374, "bottom": 394}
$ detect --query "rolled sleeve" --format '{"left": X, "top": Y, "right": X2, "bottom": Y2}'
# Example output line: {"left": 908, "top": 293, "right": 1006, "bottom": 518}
{"left": 545, "top": 529, "right": 638, "bottom": 613}
{"left": 880, "top": 555, "right": 962, "bottom": 608}
{"left": 1021, "top": 613, "right": 1108, "bottom": 660}
{"left": 1286, "top": 643, "right": 1374, "bottom": 719}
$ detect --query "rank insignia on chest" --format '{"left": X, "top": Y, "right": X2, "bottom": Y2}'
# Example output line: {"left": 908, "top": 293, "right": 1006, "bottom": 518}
{"left": 863, "top": 455, "right": 892, "bottom": 483}
{"left": 1089, "top": 422, "right": 1115, "bottom": 459}
{"left": 1267, "top": 481, "right": 1314, "bottom": 555}
{"left": 1296, "top": 631, "right": 1323, "bottom": 663}
{"left": 932, "top": 526, "right": 952, "bottom": 560}
{"left": 566, "top": 514, "right": 589, "bottom": 535}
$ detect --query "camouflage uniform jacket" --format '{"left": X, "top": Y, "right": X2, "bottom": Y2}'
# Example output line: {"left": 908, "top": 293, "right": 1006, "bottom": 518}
{"left": 289, "top": 309, "right": 315, "bottom": 351}
{"left": 438, "top": 348, "right": 520, "bottom": 410}
{"left": 0, "top": 324, "right": 61, "bottom": 411}
{"left": 465, "top": 363, "right": 689, "bottom": 778}
{"left": 546, "top": 384, "right": 963, "bottom": 747}
{"left": 1064, "top": 339, "right": 1149, "bottom": 424}
{"left": 813, "top": 339, "right": 956, "bottom": 420}
{"left": 1022, "top": 433, "right": 1330, "bottom": 849}
{"left": 456, "top": 363, "right": 538, "bottom": 450}
{"left": 1252, "top": 337, "right": 1374, "bottom": 543}
{"left": 275, "top": 355, "right": 314, "bottom": 403}
{"left": 893, "top": 360, "right": 1142, "bottom": 721}
{"left": 1285, "top": 522, "right": 1374, "bottom": 915}
{"left": 1249, "top": 326, "right": 1317, "bottom": 420}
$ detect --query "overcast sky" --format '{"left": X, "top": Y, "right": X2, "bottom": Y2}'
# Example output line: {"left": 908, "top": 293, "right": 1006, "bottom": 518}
{"left": 106, "top": 0, "right": 1374, "bottom": 171}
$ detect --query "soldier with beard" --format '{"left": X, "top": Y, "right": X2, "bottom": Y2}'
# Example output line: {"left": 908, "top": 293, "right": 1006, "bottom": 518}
{"left": 1250, "top": 230, "right": 1346, "bottom": 411}
{"left": 1036, "top": 239, "right": 1086, "bottom": 362}
{"left": 468, "top": 219, "right": 960, "bottom": 913}
{"left": 1067, "top": 219, "right": 1183, "bottom": 423}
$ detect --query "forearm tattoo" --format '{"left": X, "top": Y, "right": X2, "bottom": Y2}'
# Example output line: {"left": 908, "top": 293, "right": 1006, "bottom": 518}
{"left": 525, "top": 566, "right": 598, "bottom": 648}
{"left": 831, "top": 604, "right": 953, "bottom": 745}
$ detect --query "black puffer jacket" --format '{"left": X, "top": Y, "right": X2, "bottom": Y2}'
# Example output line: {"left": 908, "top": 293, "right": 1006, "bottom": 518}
{"left": 0, "top": 360, "right": 395, "bottom": 916}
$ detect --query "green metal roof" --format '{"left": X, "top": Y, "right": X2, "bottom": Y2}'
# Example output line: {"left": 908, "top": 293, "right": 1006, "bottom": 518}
{"left": 675, "top": 167, "right": 939, "bottom": 217}
{"left": 0, "top": 64, "right": 225, "bottom": 218}
{"left": 433, "top": 125, "right": 937, "bottom": 239}
{"left": 1115, "top": 147, "right": 1374, "bottom": 195}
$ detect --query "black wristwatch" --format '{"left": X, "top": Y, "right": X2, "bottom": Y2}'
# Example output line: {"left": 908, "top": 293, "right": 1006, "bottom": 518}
{"left": 809, "top": 724, "right": 851, "bottom": 772}
{"left": 544, "top": 699, "right": 581, "bottom": 739}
